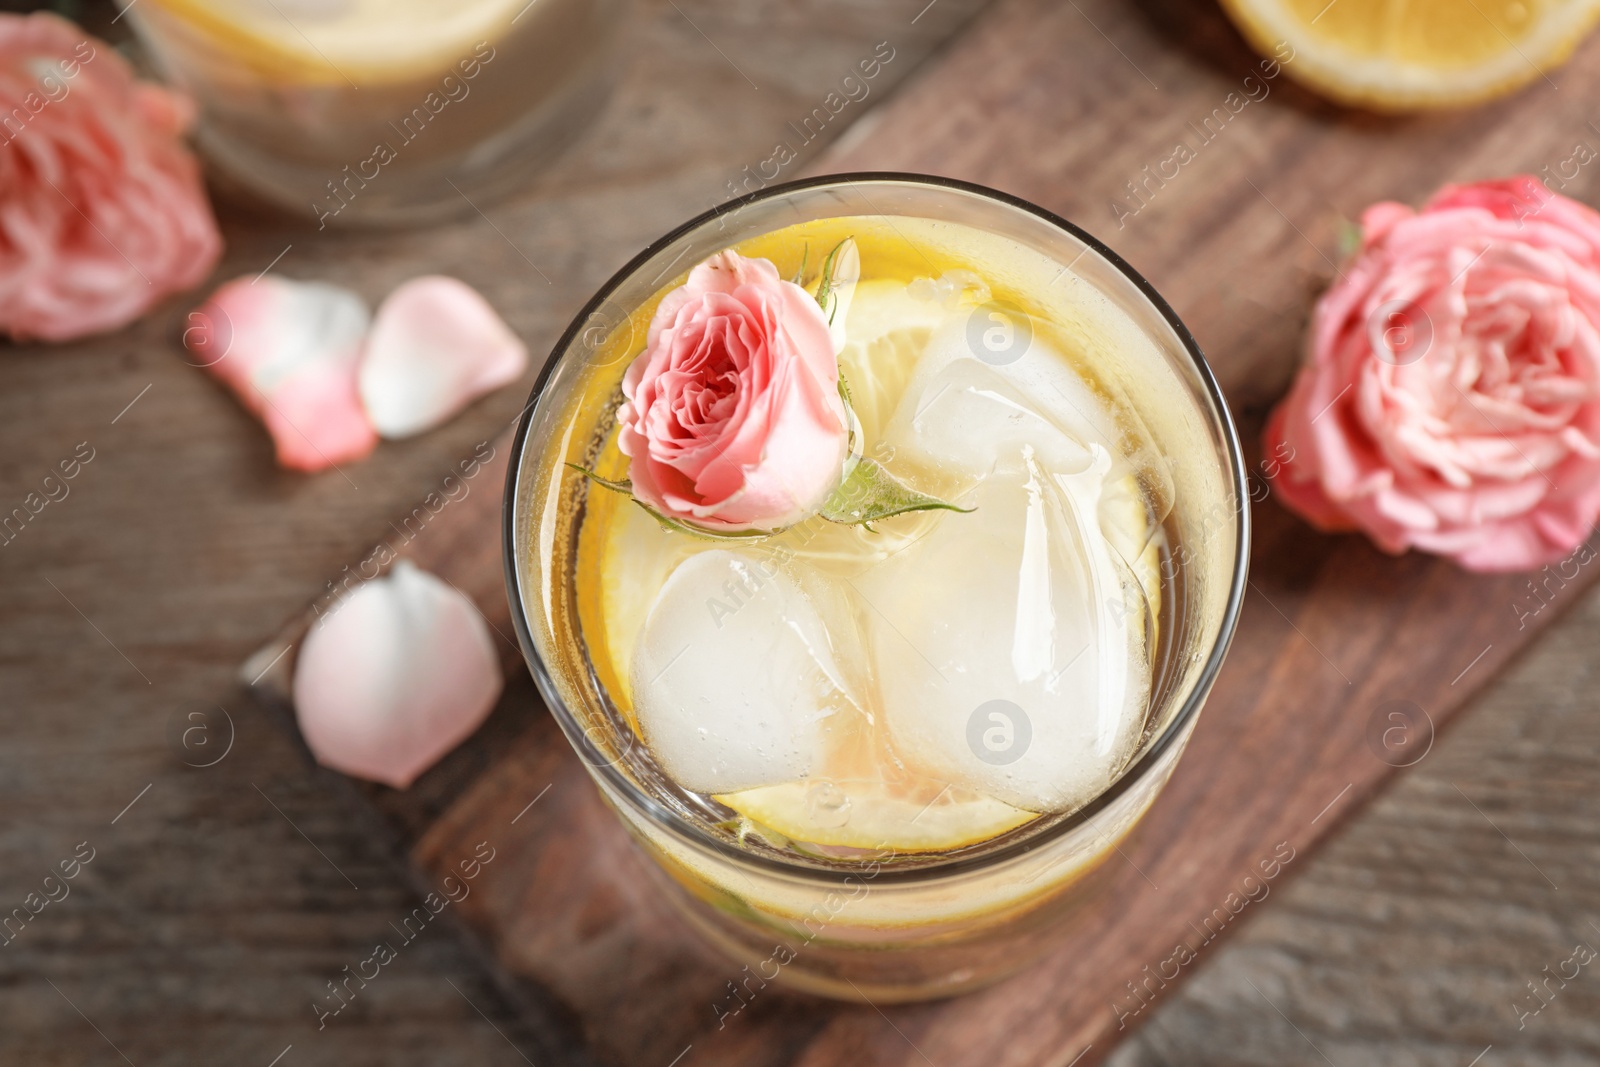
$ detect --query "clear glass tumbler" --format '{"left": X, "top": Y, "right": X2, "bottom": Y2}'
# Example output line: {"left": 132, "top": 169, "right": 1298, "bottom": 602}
{"left": 123, "top": 0, "right": 625, "bottom": 226}
{"left": 503, "top": 174, "right": 1249, "bottom": 1001}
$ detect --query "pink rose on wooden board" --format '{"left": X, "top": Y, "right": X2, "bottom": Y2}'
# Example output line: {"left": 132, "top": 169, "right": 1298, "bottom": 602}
{"left": 0, "top": 12, "right": 221, "bottom": 343}
{"left": 1266, "top": 176, "right": 1600, "bottom": 572}
{"left": 616, "top": 250, "right": 850, "bottom": 532}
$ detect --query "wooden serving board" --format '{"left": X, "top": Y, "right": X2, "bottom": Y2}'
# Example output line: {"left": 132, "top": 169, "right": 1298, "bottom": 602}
{"left": 246, "top": 0, "right": 1600, "bottom": 1063}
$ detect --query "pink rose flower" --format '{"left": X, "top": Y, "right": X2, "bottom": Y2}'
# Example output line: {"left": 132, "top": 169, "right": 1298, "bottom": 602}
{"left": 1266, "top": 176, "right": 1600, "bottom": 572}
{"left": 617, "top": 250, "right": 849, "bottom": 531}
{"left": 0, "top": 13, "right": 221, "bottom": 343}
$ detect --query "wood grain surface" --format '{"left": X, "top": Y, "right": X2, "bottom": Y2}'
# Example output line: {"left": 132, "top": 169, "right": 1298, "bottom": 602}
{"left": 1105, "top": 590, "right": 1600, "bottom": 1067}
{"left": 243, "top": 2, "right": 1600, "bottom": 1067}
{"left": 7, "top": 1, "right": 1600, "bottom": 1067}
{"left": 0, "top": 2, "right": 989, "bottom": 1065}
{"left": 816, "top": 5, "right": 1600, "bottom": 1061}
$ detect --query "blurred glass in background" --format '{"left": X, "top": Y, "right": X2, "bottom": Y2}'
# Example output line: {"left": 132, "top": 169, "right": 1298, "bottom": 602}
{"left": 121, "top": 0, "right": 627, "bottom": 226}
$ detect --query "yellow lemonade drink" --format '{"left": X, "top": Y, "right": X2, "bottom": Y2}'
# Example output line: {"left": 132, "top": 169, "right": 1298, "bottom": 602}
{"left": 506, "top": 176, "right": 1247, "bottom": 1000}
{"left": 125, "top": 0, "right": 623, "bottom": 224}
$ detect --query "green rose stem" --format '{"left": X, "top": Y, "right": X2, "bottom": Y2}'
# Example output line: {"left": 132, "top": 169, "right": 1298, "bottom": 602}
{"left": 564, "top": 463, "right": 771, "bottom": 542}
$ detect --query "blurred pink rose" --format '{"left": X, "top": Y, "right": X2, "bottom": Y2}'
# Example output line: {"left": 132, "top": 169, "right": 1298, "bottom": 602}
{"left": 0, "top": 12, "right": 220, "bottom": 342}
{"left": 617, "top": 250, "right": 848, "bottom": 531}
{"left": 1267, "top": 176, "right": 1600, "bottom": 572}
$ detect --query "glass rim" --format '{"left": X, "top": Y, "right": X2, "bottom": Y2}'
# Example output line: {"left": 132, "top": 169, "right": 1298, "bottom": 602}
{"left": 502, "top": 171, "right": 1251, "bottom": 887}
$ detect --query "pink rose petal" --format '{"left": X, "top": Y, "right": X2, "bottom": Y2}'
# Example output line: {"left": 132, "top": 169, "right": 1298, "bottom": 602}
{"left": 358, "top": 275, "right": 528, "bottom": 438}
{"left": 186, "top": 276, "right": 377, "bottom": 472}
{"left": 293, "top": 561, "right": 502, "bottom": 789}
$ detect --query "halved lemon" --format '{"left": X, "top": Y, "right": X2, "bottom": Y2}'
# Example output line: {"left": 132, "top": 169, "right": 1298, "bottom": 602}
{"left": 1218, "top": 0, "right": 1600, "bottom": 110}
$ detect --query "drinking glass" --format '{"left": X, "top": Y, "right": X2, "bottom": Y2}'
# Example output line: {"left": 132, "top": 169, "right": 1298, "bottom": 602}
{"left": 122, "top": 0, "right": 626, "bottom": 226}
{"left": 503, "top": 173, "right": 1249, "bottom": 1001}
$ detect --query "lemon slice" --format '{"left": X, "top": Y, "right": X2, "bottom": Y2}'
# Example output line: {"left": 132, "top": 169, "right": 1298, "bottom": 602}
{"left": 835, "top": 279, "right": 950, "bottom": 447}
{"left": 594, "top": 497, "right": 695, "bottom": 721}
{"left": 721, "top": 779, "right": 1036, "bottom": 853}
{"left": 1103, "top": 471, "right": 1164, "bottom": 619}
{"left": 1219, "top": 0, "right": 1600, "bottom": 109}
{"left": 144, "top": 0, "right": 527, "bottom": 85}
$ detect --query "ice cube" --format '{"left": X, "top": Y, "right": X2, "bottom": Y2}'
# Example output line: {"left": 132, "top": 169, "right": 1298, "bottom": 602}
{"left": 896, "top": 311, "right": 1175, "bottom": 522}
{"left": 918, "top": 315, "right": 1124, "bottom": 456}
{"left": 882, "top": 357, "right": 1097, "bottom": 482}
{"left": 629, "top": 549, "right": 856, "bottom": 795}
{"left": 852, "top": 447, "right": 1150, "bottom": 814}
{"left": 882, "top": 330, "right": 1168, "bottom": 592}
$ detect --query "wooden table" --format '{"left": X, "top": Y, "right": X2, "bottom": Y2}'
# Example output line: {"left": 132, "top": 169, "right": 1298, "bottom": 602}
{"left": 3, "top": 1, "right": 1598, "bottom": 1065}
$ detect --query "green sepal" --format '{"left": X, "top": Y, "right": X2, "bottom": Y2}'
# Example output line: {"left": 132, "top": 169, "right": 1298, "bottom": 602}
{"left": 1336, "top": 217, "right": 1363, "bottom": 261}
{"left": 567, "top": 463, "right": 774, "bottom": 542}
{"left": 791, "top": 243, "right": 810, "bottom": 286}
{"left": 819, "top": 457, "right": 974, "bottom": 526}
{"left": 565, "top": 462, "right": 631, "bottom": 495}
{"left": 813, "top": 236, "right": 854, "bottom": 324}
{"left": 633, "top": 501, "right": 774, "bottom": 542}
